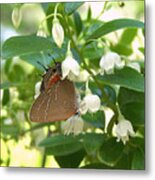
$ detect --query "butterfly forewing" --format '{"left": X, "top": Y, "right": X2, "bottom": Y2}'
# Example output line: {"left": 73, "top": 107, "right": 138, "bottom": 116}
{"left": 30, "top": 79, "right": 77, "bottom": 122}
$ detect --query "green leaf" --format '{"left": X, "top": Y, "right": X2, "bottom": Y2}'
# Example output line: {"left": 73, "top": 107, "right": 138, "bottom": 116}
{"left": 118, "top": 87, "right": 144, "bottom": 105}
{"left": 83, "top": 133, "right": 105, "bottom": 154}
{"left": 2, "top": 35, "right": 68, "bottom": 70}
{"left": 54, "top": 149, "right": 86, "bottom": 168}
{"left": 98, "top": 138, "right": 124, "bottom": 167}
{"left": 120, "top": 103, "right": 144, "bottom": 126}
{"left": 98, "top": 67, "right": 144, "bottom": 92}
{"left": 111, "top": 43, "right": 133, "bottom": 56}
{"left": 118, "top": 87, "right": 144, "bottom": 126}
{"left": 139, "top": 47, "right": 144, "bottom": 54}
{"left": 83, "top": 41, "right": 103, "bottom": 60}
{"left": 86, "top": 20, "right": 103, "bottom": 37}
{"left": 0, "top": 82, "right": 21, "bottom": 89}
{"left": 1, "top": 125, "right": 20, "bottom": 137}
{"left": 111, "top": 28, "right": 137, "bottom": 56}
{"left": 87, "top": 6, "right": 92, "bottom": 22}
{"left": 131, "top": 148, "right": 145, "bottom": 170}
{"left": 4, "top": 59, "right": 12, "bottom": 74}
{"left": 73, "top": 12, "right": 83, "bottom": 36}
{"left": 114, "top": 153, "right": 132, "bottom": 170}
{"left": 2, "top": 89, "right": 10, "bottom": 106}
{"left": 86, "top": 19, "right": 144, "bottom": 40}
{"left": 64, "top": 2, "right": 84, "bottom": 15}
{"left": 7, "top": 64, "right": 26, "bottom": 82}
{"left": 120, "top": 28, "right": 137, "bottom": 44}
{"left": 129, "top": 137, "right": 144, "bottom": 149}
{"left": 39, "top": 134, "right": 83, "bottom": 156}
{"left": 82, "top": 111, "right": 105, "bottom": 129}
{"left": 20, "top": 52, "right": 52, "bottom": 71}
{"left": 2, "top": 36, "right": 53, "bottom": 59}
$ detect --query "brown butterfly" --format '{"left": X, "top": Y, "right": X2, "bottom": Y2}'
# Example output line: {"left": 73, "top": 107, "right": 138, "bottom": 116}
{"left": 30, "top": 62, "right": 78, "bottom": 123}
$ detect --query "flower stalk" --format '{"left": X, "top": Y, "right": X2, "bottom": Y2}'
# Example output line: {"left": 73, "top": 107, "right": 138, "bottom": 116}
{"left": 62, "top": 11, "right": 119, "bottom": 117}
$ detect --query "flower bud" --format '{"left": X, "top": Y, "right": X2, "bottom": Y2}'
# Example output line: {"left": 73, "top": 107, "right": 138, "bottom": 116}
{"left": 12, "top": 7, "right": 22, "bottom": 29}
{"left": 52, "top": 18, "right": 64, "bottom": 48}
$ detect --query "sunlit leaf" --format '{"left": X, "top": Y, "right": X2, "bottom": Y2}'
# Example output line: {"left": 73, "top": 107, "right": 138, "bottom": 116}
{"left": 2, "top": 36, "right": 53, "bottom": 59}
{"left": 120, "top": 28, "right": 137, "bottom": 44}
{"left": 86, "top": 19, "right": 144, "bottom": 40}
{"left": 39, "top": 135, "right": 83, "bottom": 156}
{"left": 98, "top": 67, "right": 144, "bottom": 92}
{"left": 2, "top": 35, "right": 68, "bottom": 70}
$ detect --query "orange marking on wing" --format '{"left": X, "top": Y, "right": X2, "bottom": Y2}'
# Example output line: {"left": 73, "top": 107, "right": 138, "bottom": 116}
{"left": 47, "top": 74, "right": 61, "bottom": 90}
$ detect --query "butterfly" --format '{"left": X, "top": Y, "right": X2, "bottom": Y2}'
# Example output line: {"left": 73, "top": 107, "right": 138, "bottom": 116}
{"left": 30, "top": 62, "right": 78, "bottom": 123}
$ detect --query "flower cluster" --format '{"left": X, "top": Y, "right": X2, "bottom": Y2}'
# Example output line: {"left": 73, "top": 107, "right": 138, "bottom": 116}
{"left": 32, "top": 4, "right": 140, "bottom": 141}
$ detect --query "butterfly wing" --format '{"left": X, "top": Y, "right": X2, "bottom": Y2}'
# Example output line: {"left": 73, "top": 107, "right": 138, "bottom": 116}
{"left": 30, "top": 79, "right": 77, "bottom": 122}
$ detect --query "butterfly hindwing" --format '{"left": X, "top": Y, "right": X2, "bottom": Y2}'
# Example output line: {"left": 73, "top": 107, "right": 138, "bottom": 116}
{"left": 30, "top": 79, "right": 77, "bottom": 122}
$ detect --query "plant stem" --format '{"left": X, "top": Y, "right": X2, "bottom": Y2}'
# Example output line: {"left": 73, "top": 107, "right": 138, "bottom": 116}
{"left": 63, "top": 13, "right": 118, "bottom": 116}
{"left": 96, "top": 1, "right": 108, "bottom": 20}
{"left": 64, "top": 16, "right": 108, "bottom": 100}
{"left": 41, "top": 126, "right": 51, "bottom": 167}
{"left": 41, "top": 151, "right": 47, "bottom": 167}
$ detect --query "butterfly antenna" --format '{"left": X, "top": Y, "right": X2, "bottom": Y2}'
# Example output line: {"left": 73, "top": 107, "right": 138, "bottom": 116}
{"left": 47, "top": 53, "right": 57, "bottom": 65}
{"left": 37, "top": 61, "right": 48, "bottom": 71}
{"left": 53, "top": 58, "right": 57, "bottom": 65}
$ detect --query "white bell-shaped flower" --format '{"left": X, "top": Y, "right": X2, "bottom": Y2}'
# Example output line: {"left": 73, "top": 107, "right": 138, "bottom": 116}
{"left": 80, "top": 93, "right": 101, "bottom": 114}
{"left": 99, "top": 52, "right": 125, "bottom": 75}
{"left": 61, "top": 114, "right": 84, "bottom": 135}
{"left": 115, "top": 119, "right": 136, "bottom": 145}
{"left": 77, "top": 70, "right": 90, "bottom": 82}
{"left": 68, "top": 69, "right": 90, "bottom": 82}
{"left": 34, "top": 81, "right": 41, "bottom": 99}
{"left": 12, "top": 7, "right": 22, "bottom": 29}
{"left": 52, "top": 18, "right": 64, "bottom": 48}
{"left": 61, "top": 50, "right": 80, "bottom": 81}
